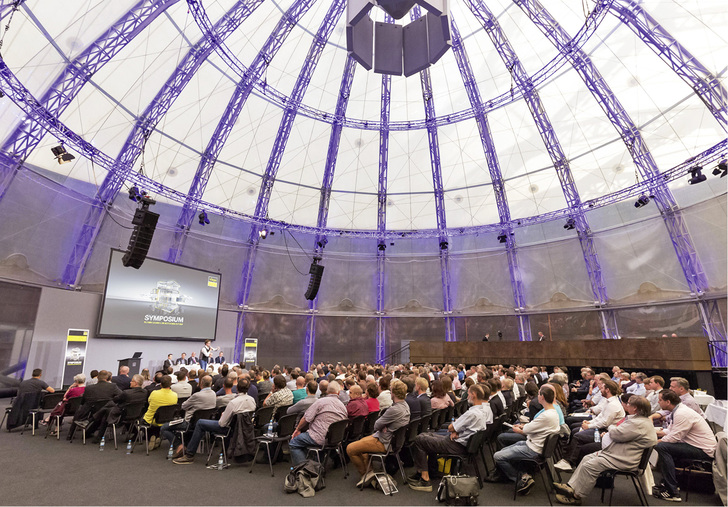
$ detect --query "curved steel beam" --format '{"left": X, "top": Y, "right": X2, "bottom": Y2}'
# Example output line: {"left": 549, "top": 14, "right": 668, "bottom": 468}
{"left": 610, "top": 0, "right": 727, "bottom": 131}
{"left": 0, "top": 53, "right": 723, "bottom": 245}
{"left": 465, "top": 0, "right": 617, "bottom": 339}
{"left": 450, "top": 17, "right": 531, "bottom": 341}
{"left": 59, "top": 0, "right": 266, "bottom": 287}
{"left": 0, "top": 0, "right": 179, "bottom": 201}
{"left": 186, "top": 0, "right": 612, "bottom": 132}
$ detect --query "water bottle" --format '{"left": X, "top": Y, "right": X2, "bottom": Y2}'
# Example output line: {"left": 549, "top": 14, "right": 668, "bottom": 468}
{"left": 594, "top": 429, "right": 600, "bottom": 443}
{"left": 167, "top": 444, "right": 174, "bottom": 460}
{"left": 266, "top": 419, "right": 274, "bottom": 438}
{"left": 126, "top": 440, "right": 132, "bottom": 454}
{"left": 217, "top": 452, "right": 224, "bottom": 470}
{"left": 99, "top": 436, "right": 105, "bottom": 451}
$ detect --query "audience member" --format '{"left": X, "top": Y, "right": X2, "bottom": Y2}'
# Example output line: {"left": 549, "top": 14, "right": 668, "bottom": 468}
{"left": 287, "top": 381, "right": 319, "bottom": 418}
{"left": 430, "top": 379, "right": 454, "bottom": 410}
{"left": 91, "top": 373, "right": 147, "bottom": 443}
{"left": 171, "top": 370, "right": 192, "bottom": 398}
{"left": 263, "top": 375, "right": 293, "bottom": 414}
{"left": 164, "top": 375, "right": 216, "bottom": 458}
{"left": 377, "top": 376, "right": 393, "bottom": 409}
{"left": 365, "top": 383, "right": 380, "bottom": 413}
{"left": 111, "top": 366, "right": 131, "bottom": 390}
{"left": 143, "top": 375, "right": 178, "bottom": 449}
{"left": 669, "top": 377, "right": 704, "bottom": 416}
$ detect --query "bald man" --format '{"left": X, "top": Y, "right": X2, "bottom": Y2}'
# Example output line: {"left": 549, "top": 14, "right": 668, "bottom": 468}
{"left": 112, "top": 366, "right": 132, "bottom": 390}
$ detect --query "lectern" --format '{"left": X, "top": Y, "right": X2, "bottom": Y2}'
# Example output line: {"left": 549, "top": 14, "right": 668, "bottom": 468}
{"left": 118, "top": 352, "right": 142, "bottom": 375}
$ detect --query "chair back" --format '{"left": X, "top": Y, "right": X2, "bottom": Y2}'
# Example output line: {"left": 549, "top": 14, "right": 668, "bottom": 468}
{"left": 176, "top": 397, "right": 189, "bottom": 406}
{"left": 153, "top": 404, "right": 178, "bottom": 425}
{"left": 540, "top": 432, "right": 561, "bottom": 459}
{"left": 276, "top": 413, "right": 299, "bottom": 438}
{"left": 87, "top": 399, "right": 110, "bottom": 418}
{"left": 189, "top": 408, "right": 217, "bottom": 426}
{"left": 442, "top": 405, "right": 455, "bottom": 425}
{"left": 429, "top": 409, "right": 443, "bottom": 431}
{"left": 391, "top": 424, "right": 408, "bottom": 453}
{"left": 325, "top": 418, "right": 350, "bottom": 446}
{"left": 364, "top": 410, "right": 379, "bottom": 434}
{"left": 258, "top": 393, "right": 268, "bottom": 406}
{"left": 39, "top": 392, "right": 64, "bottom": 410}
{"left": 254, "top": 406, "right": 275, "bottom": 429}
{"left": 275, "top": 404, "right": 289, "bottom": 420}
{"left": 347, "top": 415, "right": 366, "bottom": 441}
{"left": 64, "top": 396, "right": 83, "bottom": 417}
{"left": 121, "top": 402, "right": 146, "bottom": 422}
{"left": 405, "top": 417, "right": 421, "bottom": 444}
{"left": 465, "top": 429, "right": 487, "bottom": 454}
{"left": 636, "top": 445, "right": 655, "bottom": 474}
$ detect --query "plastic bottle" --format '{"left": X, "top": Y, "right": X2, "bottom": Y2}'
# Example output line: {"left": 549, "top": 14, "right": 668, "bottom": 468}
{"left": 126, "top": 440, "right": 132, "bottom": 454}
{"left": 99, "top": 436, "right": 105, "bottom": 451}
{"left": 594, "top": 429, "right": 601, "bottom": 443}
{"left": 266, "top": 419, "right": 274, "bottom": 438}
{"left": 217, "top": 452, "right": 224, "bottom": 470}
{"left": 167, "top": 444, "right": 174, "bottom": 460}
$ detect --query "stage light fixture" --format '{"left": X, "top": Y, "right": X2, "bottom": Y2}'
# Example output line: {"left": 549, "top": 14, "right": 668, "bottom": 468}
{"left": 439, "top": 241, "right": 448, "bottom": 250}
{"left": 259, "top": 228, "right": 268, "bottom": 239}
{"left": 377, "top": 242, "right": 386, "bottom": 251}
{"left": 563, "top": 218, "right": 576, "bottom": 230}
{"left": 497, "top": 234, "right": 507, "bottom": 243}
{"left": 50, "top": 144, "right": 75, "bottom": 164}
{"left": 687, "top": 166, "right": 706, "bottom": 185}
{"left": 634, "top": 195, "right": 650, "bottom": 208}
{"left": 712, "top": 160, "right": 727, "bottom": 178}
{"left": 198, "top": 210, "right": 210, "bottom": 226}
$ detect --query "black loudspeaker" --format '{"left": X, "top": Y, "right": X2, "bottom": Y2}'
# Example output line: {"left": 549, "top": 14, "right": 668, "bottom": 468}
{"left": 304, "top": 262, "right": 325, "bottom": 300}
{"left": 122, "top": 208, "right": 159, "bottom": 269}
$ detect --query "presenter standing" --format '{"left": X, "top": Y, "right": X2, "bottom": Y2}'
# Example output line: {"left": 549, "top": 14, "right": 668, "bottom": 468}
{"left": 200, "top": 339, "right": 219, "bottom": 371}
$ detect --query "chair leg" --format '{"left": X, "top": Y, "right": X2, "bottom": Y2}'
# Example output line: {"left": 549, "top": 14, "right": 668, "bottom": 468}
{"left": 206, "top": 436, "right": 217, "bottom": 465}
{"left": 31, "top": 412, "right": 36, "bottom": 436}
{"left": 112, "top": 424, "right": 118, "bottom": 450}
{"left": 540, "top": 468, "right": 553, "bottom": 507}
{"left": 514, "top": 471, "right": 520, "bottom": 501}
{"left": 361, "top": 454, "right": 375, "bottom": 491}
{"left": 266, "top": 442, "right": 274, "bottom": 477}
{"left": 395, "top": 453, "right": 406, "bottom": 483}
{"left": 632, "top": 474, "right": 649, "bottom": 506}
{"left": 249, "top": 442, "right": 261, "bottom": 473}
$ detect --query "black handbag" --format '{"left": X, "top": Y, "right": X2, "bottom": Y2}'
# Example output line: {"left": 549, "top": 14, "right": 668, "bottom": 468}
{"left": 436, "top": 474, "right": 480, "bottom": 505}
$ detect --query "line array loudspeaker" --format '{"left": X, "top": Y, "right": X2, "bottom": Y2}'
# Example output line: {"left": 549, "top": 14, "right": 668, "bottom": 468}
{"left": 304, "top": 262, "right": 325, "bottom": 300}
{"left": 122, "top": 208, "right": 159, "bottom": 269}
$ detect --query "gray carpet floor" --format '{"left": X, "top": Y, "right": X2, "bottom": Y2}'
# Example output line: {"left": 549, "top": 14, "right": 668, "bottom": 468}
{"left": 0, "top": 399, "right": 722, "bottom": 506}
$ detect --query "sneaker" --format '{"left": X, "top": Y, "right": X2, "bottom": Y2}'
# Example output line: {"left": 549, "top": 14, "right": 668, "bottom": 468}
{"left": 357, "top": 470, "right": 376, "bottom": 487}
{"left": 556, "top": 493, "right": 582, "bottom": 505}
{"left": 554, "top": 459, "right": 573, "bottom": 472}
{"left": 517, "top": 475, "right": 535, "bottom": 496}
{"left": 172, "top": 455, "right": 195, "bottom": 465}
{"left": 407, "top": 472, "right": 422, "bottom": 483}
{"left": 654, "top": 488, "right": 682, "bottom": 502}
{"left": 171, "top": 445, "right": 184, "bottom": 459}
{"left": 408, "top": 478, "right": 433, "bottom": 492}
{"left": 484, "top": 471, "right": 508, "bottom": 483}
{"left": 148, "top": 436, "right": 157, "bottom": 450}
{"left": 553, "top": 482, "right": 576, "bottom": 497}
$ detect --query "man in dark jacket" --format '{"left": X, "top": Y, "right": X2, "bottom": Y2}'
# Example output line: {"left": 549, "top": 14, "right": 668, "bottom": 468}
{"left": 69, "top": 370, "right": 120, "bottom": 440}
{"left": 91, "top": 373, "right": 148, "bottom": 442}
{"left": 111, "top": 366, "right": 132, "bottom": 390}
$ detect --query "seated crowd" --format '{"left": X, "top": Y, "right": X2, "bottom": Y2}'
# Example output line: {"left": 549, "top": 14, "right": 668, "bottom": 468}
{"left": 6, "top": 361, "right": 721, "bottom": 503}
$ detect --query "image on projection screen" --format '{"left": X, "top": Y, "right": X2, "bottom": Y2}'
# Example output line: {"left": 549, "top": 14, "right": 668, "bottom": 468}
{"left": 98, "top": 249, "right": 221, "bottom": 340}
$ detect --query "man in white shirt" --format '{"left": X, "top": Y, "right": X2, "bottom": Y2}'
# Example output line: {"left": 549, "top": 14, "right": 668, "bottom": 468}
{"left": 654, "top": 389, "right": 716, "bottom": 502}
{"left": 644, "top": 375, "right": 664, "bottom": 413}
{"left": 669, "top": 377, "right": 704, "bottom": 416}
{"left": 491, "top": 385, "right": 561, "bottom": 495}
{"left": 626, "top": 373, "right": 647, "bottom": 396}
{"left": 171, "top": 371, "right": 192, "bottom": 398}
{"left": 557, "top": 380, "right": 624, "bottom": 472}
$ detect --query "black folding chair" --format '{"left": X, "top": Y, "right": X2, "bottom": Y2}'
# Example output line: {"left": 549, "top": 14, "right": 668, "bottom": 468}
{"left": 250, "top": 413, "right": 298, "bottom": 476}
{"left": 359, "top": 424, "right": 408, "bottom": 495}
{"left": 400, "top": 417, "right": 422, "bottom": 465}
{"left": 511, "top": 432, "right": 561, "bottom": 505}
{"left": 306, "top": 418, "right": 350, "bottom": 478}
{"left": 596, "top": 446, "right": 655, "bottom": 506}
{"left": 23, "top": 392, "right": 63, "bottom": 435}
{"left": 439, "top": 429, "right": 488, "bottom": 488}
{"left": 345, "top": 415, "right": 367, "bottom": 447}
{"left": 47, "top": 396, "right": 82, "bottom": 440}
{"left": 253, "top": 406, "right": 275, "bottom": 435}
{"left": 133, "top": 404, "right": 177, "bottom": 455}
{"left": 204, "top": 413, "right": 239, "bottom": 469}
{"left": 364, "top": 410, "right": 379, "bottom": 435}
{"left": 107, "top": 402, "right": 146, "bottom": 450}
{"left": 176, "top": 407, "right": 217, "bottom": 455}
{"left": 69, "top": 400, "right": 108, "bottom": 444}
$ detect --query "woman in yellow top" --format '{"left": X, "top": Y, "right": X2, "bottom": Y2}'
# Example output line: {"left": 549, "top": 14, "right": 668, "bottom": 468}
{"left": 143, "top": 375, "right": 178, "bottom": 449}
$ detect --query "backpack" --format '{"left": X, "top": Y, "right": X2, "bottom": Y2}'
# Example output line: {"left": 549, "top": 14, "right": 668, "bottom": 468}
{"left": 283, "top": 459, "right": 326, "bottom": 497}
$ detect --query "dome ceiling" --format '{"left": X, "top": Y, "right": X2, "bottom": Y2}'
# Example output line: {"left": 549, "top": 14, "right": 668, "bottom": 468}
{"left": 0, "top": 0, "right": 725, "bottom": 232}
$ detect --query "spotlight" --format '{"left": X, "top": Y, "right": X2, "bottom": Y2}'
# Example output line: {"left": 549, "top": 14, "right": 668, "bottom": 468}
{"left": 198, "top": 210, "right": 210, "bottom": 226}
{"left": 439, "top": 241, "right": 448, "bottom": 250}
{"left": 688, "top": 166, "right": 706, "bottom": 185}
{"left": 634, "top": 195, "right": 650, "bottom": 208}
{"left": 563, "top": 218, "right": 576, "bottom": 230}
{"left": 497, "top": 234, "right": 507, "bottom": 243}
{"left": 259, "top": 228, "right": 268, "bottom": 239}
{"left": 50, "top": 144, "right": 75, "bottom": 164}
{"left": 377, "top": 242, "right": 386, "bottom": 251}
{"left": 128, "top": 186, "right": 141, "bottom": 202}
{"left": 712, "top": 160, "right": 727, "bottom": 178}
{"left": 317, "top": 238, "right": 328, "bottom": 249}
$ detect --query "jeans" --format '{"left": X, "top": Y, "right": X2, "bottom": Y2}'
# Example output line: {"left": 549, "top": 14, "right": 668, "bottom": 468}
{"left": 161, "top": 421, "right": 188, "bottom": 448}
{"left": 289, "top": 432, "right": 320, "bottom": 465}
{"left": 412, "top": 432, "right": 466, "bottom": 473}
{"left": 494, "top": 440, "right": 540, "bottom": 482}
{"left": 200, "top": 360, "right": 208, "bottom": 372}
{"left": 184, "top": 419, "right": 225, "bottom": 458}
{"left": 656, "top": 441, "right": 712, "bottom": 495}
{"left": 497, "top": 430, "right": 526, "bottom": 449}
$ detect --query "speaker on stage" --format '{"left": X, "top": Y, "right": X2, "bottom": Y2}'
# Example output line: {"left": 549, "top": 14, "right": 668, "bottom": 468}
{"left": 122, "top": 207, "right": 159, "bottom": 269}
{"left": 305, "top": 261, "right": 324, "bottom": 300}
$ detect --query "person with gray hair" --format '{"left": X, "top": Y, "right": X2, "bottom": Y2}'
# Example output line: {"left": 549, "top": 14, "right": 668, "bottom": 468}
{"left": 288, "top": 380, "right": 348, "bottom": 465}
{"left": 43, "top": 373, "right": 85, "bottom": 427}
{"left": 90, "top": 372, "right": 148, "bottom": 443}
